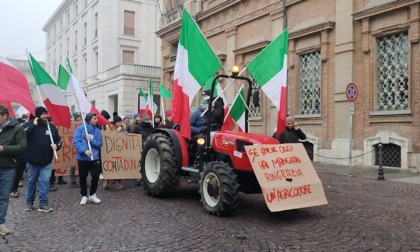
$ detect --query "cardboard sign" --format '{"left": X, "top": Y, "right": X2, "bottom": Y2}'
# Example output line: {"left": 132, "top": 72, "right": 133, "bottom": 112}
{"left": 52, "top": 121, "right": 82, "bottom": 172}
{"left": 244, "top": 144, "right": 328, "bottom": 212}
{"left": 101, "top": 131, "right": 142, "bottom": 179}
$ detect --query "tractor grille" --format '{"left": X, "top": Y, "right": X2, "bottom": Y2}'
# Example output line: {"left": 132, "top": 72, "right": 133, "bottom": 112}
{"left": 375, "top": 143, "right": 401, "bottom": 167}
{"left": 236, "top": 140, "right": 253, "bottom": 152}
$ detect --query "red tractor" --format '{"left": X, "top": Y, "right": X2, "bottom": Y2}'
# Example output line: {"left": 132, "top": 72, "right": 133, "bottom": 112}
{"left": 140, "top": 73, "right": 279, "bottom": 216}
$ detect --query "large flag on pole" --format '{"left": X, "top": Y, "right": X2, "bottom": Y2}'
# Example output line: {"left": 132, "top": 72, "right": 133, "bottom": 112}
{"left": 172, "top": 9, "right": 222, "bottom": 139}
{"left": 0, "top": 55, "right": 36, "bottom": 115}
{"left": 246, "top": 28, "right": 289, "bottom": 136}
{"left": 28, "top": 53, "right": 71, "bottom": 128}
{"left": 58, "top": 64, "right": 109, "bottom": 126}
{"left": 227, "top": 87, "right": 246, "bottom": 132}
{"left": 145, "top": 76, "right": 154, "bottom": 122}
{"left": 204, "top": 78, "right": 235, "bottom": 131}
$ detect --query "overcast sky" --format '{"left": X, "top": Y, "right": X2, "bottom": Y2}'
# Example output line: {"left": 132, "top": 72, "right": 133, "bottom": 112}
{"left": 0, "top": 0, "right": 63, "bottom": 62}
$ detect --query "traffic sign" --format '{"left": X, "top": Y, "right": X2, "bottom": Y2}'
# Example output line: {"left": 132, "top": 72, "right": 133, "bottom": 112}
{"left": 346, "top": 83, "right": 358, "bottom": 102}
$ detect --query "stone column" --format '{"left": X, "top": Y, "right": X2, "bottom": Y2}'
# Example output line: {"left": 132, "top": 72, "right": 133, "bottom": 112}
{"left": 331, "top": 0, "right": 355, "bottom": 151}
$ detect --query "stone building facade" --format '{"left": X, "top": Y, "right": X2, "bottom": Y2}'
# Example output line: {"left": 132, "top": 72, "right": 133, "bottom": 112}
{"left": 43, "top": 0, "right": 162, "bottom": 116}
{"left": 157, "top": 0, "right": 420, "bottom": 171}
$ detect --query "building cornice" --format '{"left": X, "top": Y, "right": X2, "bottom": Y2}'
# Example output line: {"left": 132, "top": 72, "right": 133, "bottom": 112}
{"left": 42, "top": 0, "right": 74, "bottom": 31}
{"left": 289, "top": 21, "right": 335, "bottom": 40}
{"left": 353, "top": 0, "right": 419, "bottom": 21}
{"left": 233, "top": 41, "right": 270, "bottom": 55}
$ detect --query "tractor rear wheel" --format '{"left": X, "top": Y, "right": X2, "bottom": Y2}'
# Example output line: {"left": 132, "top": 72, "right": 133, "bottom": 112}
{"left": 141, "top": 133, "right": 181, "bottom": 197}
{"left": 199, "top": 161, "right": 239, "bottom": 216}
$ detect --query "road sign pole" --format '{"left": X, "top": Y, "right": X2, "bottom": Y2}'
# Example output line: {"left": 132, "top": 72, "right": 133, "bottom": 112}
{"left": 349, "top": 103, "right": 354, "bottom": 176}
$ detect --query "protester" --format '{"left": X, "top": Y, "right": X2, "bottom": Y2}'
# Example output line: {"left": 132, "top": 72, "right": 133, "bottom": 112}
{"left": 123, "top": 116, "right": 131, "bottom": 133}
{"left": 9, "top": 118, "right": 27, "bottom": 198}
{"left": 153, "top": 114, "right": 162, "bottom": 128}
{"left": 273, "top": 116, "right": 306, "bottom": 143}
{"left": 24, "top": 106, "right": 62, "bottom": 212}
{"left": 103, "top": 116, "right": 125, "bottom": 190}
{"left": 159, "top": 110, "right": 174, "bottom": 128}
{"left": 0, "top": 105, "right": 27, "bottom": 235}
{"left": 190, "top": 97, "right": 209, "bottom": 135}
{"left": 129, "top": 113, "right": 141, "bottom": 133}
{"left": 133, "top": 114, "right": 154, "bottom": 145}
{"left": 73, "top": 113, "right": 103, "bottom": 205}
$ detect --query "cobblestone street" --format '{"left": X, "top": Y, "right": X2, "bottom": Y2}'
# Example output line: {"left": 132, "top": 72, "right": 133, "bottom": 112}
{"left": 1, "top": 173, "right": 419, "bottom": 251}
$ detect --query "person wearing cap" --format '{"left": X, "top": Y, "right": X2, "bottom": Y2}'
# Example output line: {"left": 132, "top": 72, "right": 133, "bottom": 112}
{"left": 129, "top": 113, "right": 141, "bottom": 133}
{"left": 0, "top": 104, "right": 27, "bottom": 235}
{"left": 159, "top": 110, "right": 174, "bottom": 128}
{"left": 23, "top": 106, "right": 62, "bottom": 212}
{"left": 190, "top": 97, "right": 209, "bottom": 135}
{"left": 102, "top": 115, "right": 126, "bottom": 190}
{"left": 133, "top": 114, "right": 154, "bottom": 143}
{"left": 273, "top": 116, "right": 306, "bottom": 143}
{"left": 73, "top": 113, "right": 103, "bottom": 205}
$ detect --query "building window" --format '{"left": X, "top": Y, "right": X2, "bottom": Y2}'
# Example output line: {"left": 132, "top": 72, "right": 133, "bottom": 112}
{"left": 122, "top": 50, "right": 135, "bottom": 64}
{"left": 94, "top": 50, "right": 98, "bottom": 74}
{"left": 376, "top": 32, "right": 409, "bottom": 111}
{"left": 83, "top": 22, "right": 87, "bottom": 46}
{"left": 249, "top": 78, "right": 261, "bottom": 119}
{"left": 94, "top": 13, "right": 98, "bottom": 38}
{"left": 299, "top": 51, "right": 321, "bottom": 115}
{"left": 75, "top": 4, "right": 78, "bottom": 16}
{"left": 124, "top": 10, "right": 135, "bottom": 36}
{"left": 74, "top": 30, "right": 78, "bottom": 51}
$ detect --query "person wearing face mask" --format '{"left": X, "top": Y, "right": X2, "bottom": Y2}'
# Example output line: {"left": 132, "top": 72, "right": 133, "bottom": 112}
{"left": 190, "top": 97, "right": 209, "bottom": 135}
{"left": 23, "top": 106, "right": 62, "bottom": 212}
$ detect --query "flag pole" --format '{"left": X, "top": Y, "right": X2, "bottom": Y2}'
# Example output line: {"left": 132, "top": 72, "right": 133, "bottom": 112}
{"left": 27, "top": 50, "right": 58, "bottom": 159}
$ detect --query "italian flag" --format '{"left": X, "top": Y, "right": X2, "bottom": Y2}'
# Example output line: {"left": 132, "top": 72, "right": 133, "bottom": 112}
{"left": 28, "top": 53, "right": 71, "bottom": 128}
{"left": 58, "top": 64, "right": 109, "bottom": 126}
{"left": 138, "top": 87, "right": 157, "bottom": 117}
{"left": 246, "top": 28, "right": 289, "bottom": 136}
{"left": 227, "top": 87, "right": 246, "bottom": 132}
{"left": 0, "top": 55, "right": 35, "bottom": 116}
{"left": 203, "top": 78, "right": 235, "bottom": 131}
{"left": 172, "top": 10, "right": 222, "bottom": 139}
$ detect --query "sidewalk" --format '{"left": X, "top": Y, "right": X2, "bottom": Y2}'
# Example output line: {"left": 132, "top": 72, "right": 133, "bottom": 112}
{"left": 313, "top": 162, "right": 420, "bottom": 184}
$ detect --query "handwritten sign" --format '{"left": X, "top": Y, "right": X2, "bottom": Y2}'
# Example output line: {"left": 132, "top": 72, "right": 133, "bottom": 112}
{"left": 101, "top": 131, "right": 142, "bottom": 179}
{"left": 52, "top": 121, "right": 82, "bottom": 173}
{"left": 244, "top": 143, "right": 328, "bottom": 212}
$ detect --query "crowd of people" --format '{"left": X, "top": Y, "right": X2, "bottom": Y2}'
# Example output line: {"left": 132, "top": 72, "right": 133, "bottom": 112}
{"left": 0, "top": 89, "right": 307, "bottom": 237}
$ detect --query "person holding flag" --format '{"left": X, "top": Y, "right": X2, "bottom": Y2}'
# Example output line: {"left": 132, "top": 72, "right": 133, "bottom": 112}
{"left": 23, "top": 106, "right": 62, "bottom": 212}
{"left": 73, "top": 113, "right": 103, "bottom": 205}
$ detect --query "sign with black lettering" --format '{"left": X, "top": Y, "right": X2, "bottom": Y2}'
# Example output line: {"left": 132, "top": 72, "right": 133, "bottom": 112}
{"left": 101, "top": 131, "right": 142, "bottom": 179}
{"left": 244, "top": 143, "right": 328, "bottom": 212}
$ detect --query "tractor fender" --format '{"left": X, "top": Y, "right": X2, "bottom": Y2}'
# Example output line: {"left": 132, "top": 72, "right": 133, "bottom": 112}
{"left": 152, "top": 128, "right": 189, "bottom": 167}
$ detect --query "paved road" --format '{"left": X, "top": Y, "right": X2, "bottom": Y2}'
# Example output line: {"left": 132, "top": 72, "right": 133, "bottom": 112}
{"left": 1, "top": 173, "right": 419, "bottom": 251}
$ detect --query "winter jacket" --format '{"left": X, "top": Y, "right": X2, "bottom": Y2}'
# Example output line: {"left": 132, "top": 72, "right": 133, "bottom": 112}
{"left": 73, "top": 122, "right": 103, "bottom": 161}
{"left": 23, "top": 119, "right": 62, "bottom": 166}
{"left": 0, "top": 118, "right": 27, "bottom": 168}
{"left": 275, "top": 127, "right": 306, "bottom": 143}
{"left": 133, "top": 121, "right": 154, "bottom": 142}
{"left": 190, "top": 107, "right": 207, "bottom": 134}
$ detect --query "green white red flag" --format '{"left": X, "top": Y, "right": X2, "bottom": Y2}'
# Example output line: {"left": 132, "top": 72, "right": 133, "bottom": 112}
{"left": 57, "top": 64, "right": 109, "bottom": 126}
{"left": 159, "top": 84, "right": 172, "bottom": 99}
{"left": 138, "top": 87, "right": 157, "bottom": 117}
{"left": 172, "top": 9, "right": 222, "bottom": 139}
{"left": 28, "top": 53, "right": 71, "bottom": 128}
{"left": 227, "top": 87, "right": 246, "bottom": 132}
{"left": 246, "top": 28, "right": 289, "bottom": 136}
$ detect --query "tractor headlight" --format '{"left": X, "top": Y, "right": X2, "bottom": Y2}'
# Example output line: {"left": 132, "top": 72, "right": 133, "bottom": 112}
{"left": 197, "top": 138, "right": 205, "bottom": 145}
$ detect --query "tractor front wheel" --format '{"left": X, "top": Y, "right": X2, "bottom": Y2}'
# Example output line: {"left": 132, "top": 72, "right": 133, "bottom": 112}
{"left": 141, "top": 133, "right": 181, "bottom": 197}
{"left": 199, "top": 162, "right": 239, "bottom": 216}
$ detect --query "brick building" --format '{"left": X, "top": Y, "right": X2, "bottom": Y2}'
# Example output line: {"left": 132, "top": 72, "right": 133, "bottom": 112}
{"left": 157, "top": 0, "right": 420, "bottom": 171}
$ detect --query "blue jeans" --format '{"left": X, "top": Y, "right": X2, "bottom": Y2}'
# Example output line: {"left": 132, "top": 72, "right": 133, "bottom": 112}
{"left": 26, "top": 163, "right": 52, "bottom": 206}
{"left": 0, "top": 168, "right": 15, "bottom": 224}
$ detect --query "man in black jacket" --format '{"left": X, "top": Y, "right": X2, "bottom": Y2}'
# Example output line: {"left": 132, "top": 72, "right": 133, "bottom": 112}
{"left": 0, "top": 104, "right": 27, "bottom": 235}
{"left": 274, "top": 116, "right": 306, "bottom": 143}
{"left": 23, "top": 106, "right": 62, "bottom": 212}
